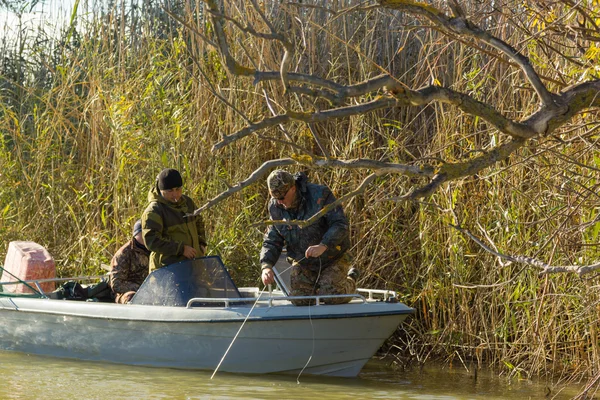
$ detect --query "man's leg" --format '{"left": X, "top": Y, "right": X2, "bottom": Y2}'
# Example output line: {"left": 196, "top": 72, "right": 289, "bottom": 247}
{"left": 318, "top": 255, "right": 357, "bottom": 305}
{"left": 290, "top": 263, "right": 318, "bottom": 306}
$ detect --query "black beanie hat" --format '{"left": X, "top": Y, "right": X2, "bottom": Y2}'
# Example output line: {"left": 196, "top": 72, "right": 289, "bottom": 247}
{"left": 157, "top": 168, "right": 183, "bottom": 190}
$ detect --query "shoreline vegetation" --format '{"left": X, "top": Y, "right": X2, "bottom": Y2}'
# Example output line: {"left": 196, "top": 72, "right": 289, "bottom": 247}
{"left": 1, "top": 0, "right": 598, "bottom": 393}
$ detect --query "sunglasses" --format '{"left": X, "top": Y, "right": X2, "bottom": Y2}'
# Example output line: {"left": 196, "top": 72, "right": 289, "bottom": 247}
{"left": 272, "top": 186, "right": 291, "bottom": 201}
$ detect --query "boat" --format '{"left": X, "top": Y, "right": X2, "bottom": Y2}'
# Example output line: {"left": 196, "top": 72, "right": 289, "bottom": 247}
{"left": 0, "top": 246, "right": 414, "bottom": 377}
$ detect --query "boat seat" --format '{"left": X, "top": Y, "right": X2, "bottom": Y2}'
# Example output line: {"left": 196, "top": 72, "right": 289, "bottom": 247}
{"left": 271, "top": 250, "right": 292, "bottom": 296}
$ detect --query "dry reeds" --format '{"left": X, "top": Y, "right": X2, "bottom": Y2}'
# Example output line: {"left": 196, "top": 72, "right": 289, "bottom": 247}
{"left": 0, "top": 0, "right": 598, "bottom": 384}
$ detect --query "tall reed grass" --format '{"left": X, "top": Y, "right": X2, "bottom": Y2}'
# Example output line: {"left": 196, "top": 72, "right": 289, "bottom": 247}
{"left": 0, "top": 0, "right": 598, "bottom": 382}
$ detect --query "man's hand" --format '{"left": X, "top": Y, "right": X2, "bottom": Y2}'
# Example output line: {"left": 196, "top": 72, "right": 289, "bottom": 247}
{"left": 305, "top": 244, "right": 327, "bottom": 258}
{"left": 261, "top": 267, "right": 275, "bottom": 285}
{"left": 183, "top": 245, "right": 197, "bottom": 259}
{"left": 122, "top": 291, "right": 136, "bottom": 303}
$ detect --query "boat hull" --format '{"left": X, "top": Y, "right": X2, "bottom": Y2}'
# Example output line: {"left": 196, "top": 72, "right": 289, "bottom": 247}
{"left": 0, "top": 297, "right": 412, "bottom": 377}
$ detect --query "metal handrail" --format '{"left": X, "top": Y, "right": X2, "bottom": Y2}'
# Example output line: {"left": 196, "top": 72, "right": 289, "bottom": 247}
{"left": 32, "top": 281, "right": 49, "bottom": 299}
{"left": 357, "top": 288, "right": 398, "bottom": 301}
{"left": 186, "top": 293, "right": 367, "bottom": 308}
{"left": 0, "top": 275, "right": 107, "bottom": 286}
{"left": 0, "top": 275, "right": 108, "bottom": 299}
{"left": 186, "top": 297, "right": 257, "bottom": 308}
{"left": 266, "top": 293, "right": 366, "bottom": 306}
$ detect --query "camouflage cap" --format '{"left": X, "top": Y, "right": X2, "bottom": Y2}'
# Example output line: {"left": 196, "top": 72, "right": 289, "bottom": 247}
{"left": 267, "top": 169, "right": 294, "bottom": 198}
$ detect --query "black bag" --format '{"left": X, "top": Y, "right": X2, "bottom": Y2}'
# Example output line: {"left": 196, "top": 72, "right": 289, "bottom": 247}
{"left": 50, "top": 279, "right": 113, "bottom": 302}
{"left": 85, "top": 280, "right": 113, "bottom": 302}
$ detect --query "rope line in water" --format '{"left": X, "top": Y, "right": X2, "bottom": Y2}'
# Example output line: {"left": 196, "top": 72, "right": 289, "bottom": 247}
{"left": 212, "top": 256, "right": 320, "bottom": 382}
{"left": 211, "top": 285, "right": 266, "bottom": 379}
{"left": 296, "top": 258, "right": 322, "bottom": 384}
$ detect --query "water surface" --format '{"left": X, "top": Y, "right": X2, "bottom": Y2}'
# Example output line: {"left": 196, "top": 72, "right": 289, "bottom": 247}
{"left": 0, "top": 351, "right": 581, "bottom": 399}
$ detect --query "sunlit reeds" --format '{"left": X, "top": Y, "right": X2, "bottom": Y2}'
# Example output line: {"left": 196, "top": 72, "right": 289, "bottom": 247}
{"left": 0, "top": 0, "right": 598, "bottom": 382}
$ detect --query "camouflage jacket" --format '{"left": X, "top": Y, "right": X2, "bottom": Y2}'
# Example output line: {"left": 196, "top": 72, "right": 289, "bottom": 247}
{"left": 142, "top": 184, "right": 207, "bottom": 271}
{"left": 260, "top": 172, "right": 350, "bottom": 270}
{"left": 109, "top": 238, "right": 150, "bottom": 300}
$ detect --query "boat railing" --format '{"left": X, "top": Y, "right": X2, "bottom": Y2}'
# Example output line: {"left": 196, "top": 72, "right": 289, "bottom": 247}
{"left": 0, "top": 276, "right": 107, "bottom": 286}
{"left": 238, "top": 286, "right": 397, "bottom": 302}
{"left": 0, "top": 275, "right": 108, "bottom": 298}
{"left": 265, "top": 293, "right": 367, "bottom": 306}
{"left": 186, "top": 297, "right": 258, "bottom": 308}
{"left": 357, "top": 288, "right": 398, "bottom": 302}
{"left": 186, "top": 293, "right": 367, "bottom": 308}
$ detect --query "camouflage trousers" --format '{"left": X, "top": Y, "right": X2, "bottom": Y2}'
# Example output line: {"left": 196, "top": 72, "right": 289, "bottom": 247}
{"left": 289, "top": 254, "right": 356, "bottom": 306}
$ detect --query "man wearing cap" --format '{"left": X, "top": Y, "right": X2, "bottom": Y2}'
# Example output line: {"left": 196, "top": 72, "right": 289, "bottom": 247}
{"left": 260, "top": 169, "right": 358, "bottom": 306}
{"left": 109, "top": 219, "right": 151, "bottom": 304}
{"left": 142, "top": 168, "right": 207, "bottom": 271}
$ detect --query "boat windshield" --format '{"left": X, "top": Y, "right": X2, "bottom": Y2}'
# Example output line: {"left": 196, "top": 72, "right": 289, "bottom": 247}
{"left": 130, "top": 256, "right": 241, "bottom": 307}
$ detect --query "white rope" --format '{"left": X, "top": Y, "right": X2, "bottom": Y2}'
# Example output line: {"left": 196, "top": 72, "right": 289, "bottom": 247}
{"left": 296, "top": 258, "right": 322, "bottom": 383}
{"left": 211, "top": 286, "right": 266, "bottom": 379}
{"left": 211, "top": 256, "right": 320, "bottom": 382}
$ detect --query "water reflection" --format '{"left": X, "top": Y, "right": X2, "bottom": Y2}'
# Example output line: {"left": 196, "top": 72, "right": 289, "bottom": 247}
{"left": 0, "top": 350, "right": 580, "bottom": 399}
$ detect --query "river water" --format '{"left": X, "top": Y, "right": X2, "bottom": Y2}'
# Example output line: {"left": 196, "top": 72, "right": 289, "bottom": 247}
{"left": 0, "top": 350, "right": 583, "bottom": 399}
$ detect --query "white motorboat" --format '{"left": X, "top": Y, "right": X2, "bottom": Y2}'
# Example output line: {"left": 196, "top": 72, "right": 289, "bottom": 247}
{"left": 0, "top": 255, "right": 413, "bottom": 377}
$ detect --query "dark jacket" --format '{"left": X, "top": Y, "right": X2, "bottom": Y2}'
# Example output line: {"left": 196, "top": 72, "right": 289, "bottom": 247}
{"left": 260, "top": 172, "right": 350, "bottom": 270}
{"left": 142, "top": 184, "right": 207, "bottom": 271}
{"left": 109, "top": 238, "right": 150, "bottom": 302}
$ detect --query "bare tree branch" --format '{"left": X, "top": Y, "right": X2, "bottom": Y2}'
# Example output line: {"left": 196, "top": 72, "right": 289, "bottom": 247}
{"left": 252, "top": 173, "right": 379, "bottom": 228}
{"left": 212, "top": 97, "right": 397, "bottom": 151}
{"left": 385, "top": 85, "right": 535, "bottom": 138}
{"left": 175, "top": 0, "right": 600, "bottom": 223}
{"left": 252, "top": 70, "right": 345, "bottom": 93}
{"left": 312, "top": 158, "right": 434, "bottom": 177}
{"left": 204, "top": 0, "right": 255, "bottom": 77}
{"left": 191, "top": 157, "right": 433, "bottom": 215}
{"left": 451, "top": 224, "right": 600, "bottom": 276}
{"left": 379, "top": 0, "right": 560, "bottom": 108}
{"left": 188, "top": 158, "right": 296, "bottom": 216}
{"left": 214, "top": 78, "right": 600, "bottom": 152}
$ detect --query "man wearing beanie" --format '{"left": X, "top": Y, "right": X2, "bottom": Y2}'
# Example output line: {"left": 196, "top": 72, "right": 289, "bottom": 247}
{"left": 259, "top": 169, "right": 357, "bottom": 306}
{"left": 109, "top": 219, "right": 150, "bottom": 304}
{"left": 142, "top": 168, "right": 207, "bottom": 271}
